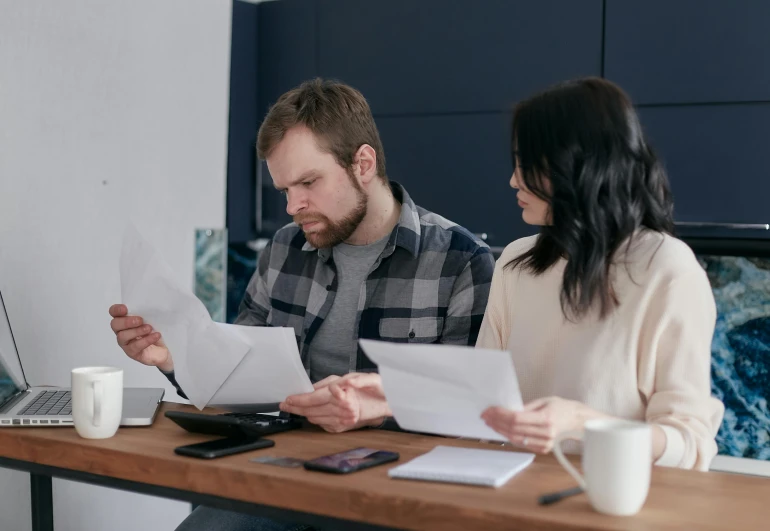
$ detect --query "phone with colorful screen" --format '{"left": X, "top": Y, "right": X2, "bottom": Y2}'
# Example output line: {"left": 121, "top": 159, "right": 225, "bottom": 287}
{"left": 303, "top": 447, "right": 399, "bottom": 474}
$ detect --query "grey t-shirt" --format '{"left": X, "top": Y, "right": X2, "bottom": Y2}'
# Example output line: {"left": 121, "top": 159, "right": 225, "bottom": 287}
{"left": 307, "top": 236, "right": 389, "bottom": 383}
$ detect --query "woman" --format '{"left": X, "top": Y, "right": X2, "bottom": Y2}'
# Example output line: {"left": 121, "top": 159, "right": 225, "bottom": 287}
{"left": 478, "top": 77, "right": 724, "bottom": 471}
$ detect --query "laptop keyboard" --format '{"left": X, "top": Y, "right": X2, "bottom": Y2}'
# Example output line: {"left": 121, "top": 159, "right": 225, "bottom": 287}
{"left": 18, "top": 390, "right": 72, "bottom": 416}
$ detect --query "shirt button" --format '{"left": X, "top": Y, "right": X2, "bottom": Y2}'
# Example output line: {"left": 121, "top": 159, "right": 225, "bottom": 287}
{"left": 326, "top": 284, "right": 332, "bottom": 291}
{"left": 408, "top": 330, "right": 416, "bottom": 339}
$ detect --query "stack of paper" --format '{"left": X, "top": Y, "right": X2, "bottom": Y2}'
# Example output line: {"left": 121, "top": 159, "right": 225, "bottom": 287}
{"left": 388, "top": 445, "right": 534, "bottom": 487}
{"left": 358, "top": 339, "right": 523, "bottom": 441}
{"left": 119, "top": 223, "right": 313, "bottom": 409}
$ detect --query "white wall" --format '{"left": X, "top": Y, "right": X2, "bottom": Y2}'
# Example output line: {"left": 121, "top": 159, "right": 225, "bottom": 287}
{"left": 0, "top": 1, "right": 233, "bottom": 529}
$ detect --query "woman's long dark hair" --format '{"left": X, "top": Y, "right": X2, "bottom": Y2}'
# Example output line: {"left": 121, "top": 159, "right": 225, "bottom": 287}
{"left": 508, "top": 77, "right": 674, "bottom": 320}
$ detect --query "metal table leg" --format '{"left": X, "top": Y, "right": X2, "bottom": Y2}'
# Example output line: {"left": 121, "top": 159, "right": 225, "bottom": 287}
{"left": 30, "top": 473, "right": 54, "bottom": 531}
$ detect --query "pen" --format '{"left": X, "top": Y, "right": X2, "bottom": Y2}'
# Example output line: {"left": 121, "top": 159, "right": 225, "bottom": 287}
{"left": 538, "top": 486, "right": 584, "bottom": 505}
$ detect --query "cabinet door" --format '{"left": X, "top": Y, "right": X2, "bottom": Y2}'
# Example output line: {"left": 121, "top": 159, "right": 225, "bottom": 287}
{"left": 605, "top": 0, "right": 770, "bottom": 105}
{"left": 376, "top": 113, "right": 537, "bottom": 249}
{"left": 638, "top": 104, "right": 770, "bottom": 227}
{"left": 227, "top": 0, "right": 260, "bottom": 243}
{"left": 258, "top": 0, "right": 317, "bottom": 116}
{"left": 255, "top": 0, "right": 317, "bottom": 239}
{"left": 318, "top": 0, "right": 603, "bottom": 115}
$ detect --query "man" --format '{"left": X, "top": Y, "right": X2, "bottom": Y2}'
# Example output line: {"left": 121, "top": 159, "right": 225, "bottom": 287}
{"left": 109, "top": 78, "right": 494, "bottom": 530}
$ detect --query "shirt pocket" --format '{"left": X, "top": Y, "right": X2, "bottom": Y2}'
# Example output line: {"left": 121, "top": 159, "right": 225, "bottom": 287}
{"left": 378, "top": 316, "right": 444, "bottom": 343}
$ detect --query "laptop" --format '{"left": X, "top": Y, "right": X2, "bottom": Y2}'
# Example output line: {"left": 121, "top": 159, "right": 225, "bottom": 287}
{"left": 0, "top": 290, "right": 164, "bottom": 427}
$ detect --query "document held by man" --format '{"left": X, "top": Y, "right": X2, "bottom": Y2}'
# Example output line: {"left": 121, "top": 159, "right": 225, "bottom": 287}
{"left": 119, "top": 223, "right": 313, "bottom": 409}
{"left": 358, "top": 339, "right": 523, "bottom": 441}
{"left": 208, "top": 324, "right": 313, "bottom": 407}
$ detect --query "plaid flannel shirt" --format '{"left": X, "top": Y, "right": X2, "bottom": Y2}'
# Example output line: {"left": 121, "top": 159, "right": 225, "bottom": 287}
{"left": 235, "top": 182, "right": 495, "bottom": 372}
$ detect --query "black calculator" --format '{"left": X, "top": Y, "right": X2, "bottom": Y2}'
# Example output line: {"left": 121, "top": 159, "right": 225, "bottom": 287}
{"left": 165, "top": 410, "right": 302, "bottom": 438}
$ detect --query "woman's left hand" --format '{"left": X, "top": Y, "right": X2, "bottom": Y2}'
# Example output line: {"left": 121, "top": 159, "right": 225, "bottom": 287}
{"left": 482, "top": 396, "right": 599, "bottom": 454}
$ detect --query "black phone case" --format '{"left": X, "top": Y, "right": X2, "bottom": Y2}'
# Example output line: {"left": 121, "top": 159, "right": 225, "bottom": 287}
{"left": 174, "top": 438, "right": 275, "bottom": 459}
{"left": 303, "top": 452, "right": 399, "bottom": 474}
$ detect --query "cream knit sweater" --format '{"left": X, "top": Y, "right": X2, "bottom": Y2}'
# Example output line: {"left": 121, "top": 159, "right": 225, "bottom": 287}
{"left": 477, "top": 231, "right": 724, "bottom": 470}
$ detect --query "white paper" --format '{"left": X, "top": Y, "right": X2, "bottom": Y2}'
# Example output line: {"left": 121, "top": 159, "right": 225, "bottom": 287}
{"left": 358, "top": 340, "right": 523, "bottom": 441}
{"left": 209, "top": 324, "right": 313, "bottom": 406}
{"left": 119, "top": 223, "right": 250, "bottom": 409}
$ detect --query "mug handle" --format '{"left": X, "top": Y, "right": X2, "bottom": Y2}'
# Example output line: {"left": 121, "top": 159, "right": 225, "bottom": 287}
{"left": 552, "top": 430, "right": 587, "bottom": 490}
{"left": 92, "top": 380, "right": 103, "bottom": 427}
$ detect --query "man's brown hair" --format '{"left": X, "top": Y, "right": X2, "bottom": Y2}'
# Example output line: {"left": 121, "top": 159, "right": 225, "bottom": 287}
{"left": 257, "top": 78, "right": 387, "bottom": 182}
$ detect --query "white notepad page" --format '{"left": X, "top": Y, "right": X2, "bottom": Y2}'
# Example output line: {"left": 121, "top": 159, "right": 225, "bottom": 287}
{"left": 388, "top": 445, "right": 535, "bottom": 488}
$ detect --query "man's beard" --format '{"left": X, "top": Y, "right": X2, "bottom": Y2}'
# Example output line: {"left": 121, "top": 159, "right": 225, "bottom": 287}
{"left": 295, "top": 175, "right": 368, "bottom": 249}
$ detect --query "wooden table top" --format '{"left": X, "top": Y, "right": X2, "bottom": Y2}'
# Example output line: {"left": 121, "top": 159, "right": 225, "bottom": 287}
{"left": 0, "top": 402, "right": 767, "bottom": 530}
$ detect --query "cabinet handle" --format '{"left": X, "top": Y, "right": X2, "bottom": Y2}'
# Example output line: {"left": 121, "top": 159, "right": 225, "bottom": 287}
{"left": 675, "top": 222, "right": 769, "bottom": 230}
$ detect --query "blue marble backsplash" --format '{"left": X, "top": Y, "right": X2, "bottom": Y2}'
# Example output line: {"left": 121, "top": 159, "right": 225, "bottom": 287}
{"left": 700, "top": 255, "right": 770, "bottom": 460}
{"left": 194, "top": 232, "right": 261, "bottom": 324}
{"left": 194, "top": 228, "right": 227, "bottom": 323}
{"left": 226, "top": 242, "right": 259, "bottom": 323}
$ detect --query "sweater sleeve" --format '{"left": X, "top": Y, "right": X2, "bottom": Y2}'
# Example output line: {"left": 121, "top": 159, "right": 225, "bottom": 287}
{"left": 476, "top": 240, "right": 530, "bottom": 351}
{"left": 638, "top": 271, "right": 725, "bottom": 471}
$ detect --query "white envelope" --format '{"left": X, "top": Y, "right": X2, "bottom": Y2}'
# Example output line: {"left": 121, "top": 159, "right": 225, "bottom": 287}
{"left": 358, "top": 339, "right": 523, "bottom": 441}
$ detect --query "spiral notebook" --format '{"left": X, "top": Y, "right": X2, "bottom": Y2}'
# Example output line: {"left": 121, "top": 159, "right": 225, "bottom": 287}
{"left": 388, "top": 445, "right": 535, "bottom": 488}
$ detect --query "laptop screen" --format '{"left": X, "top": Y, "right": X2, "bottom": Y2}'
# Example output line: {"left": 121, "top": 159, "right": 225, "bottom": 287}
{"left": 0, "top": 355, "right": 24, "bottom": 405}
{"left": 0, "top": 291, "right": 27, "bottom": 405}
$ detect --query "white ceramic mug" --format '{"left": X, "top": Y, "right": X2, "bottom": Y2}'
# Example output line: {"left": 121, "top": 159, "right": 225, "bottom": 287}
{"left": 71, "top": 367, "right": 123, "bottom": 439}
{"left": 553, "top": 418, "right": 652, "bottom": 516}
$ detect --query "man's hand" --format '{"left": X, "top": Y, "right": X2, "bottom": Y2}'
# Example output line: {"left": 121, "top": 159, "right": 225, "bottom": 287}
{"left": 108, "top": 304, "right": 173, "bottom": 372}
{"left": 279, "top": 373, "right": 392, "bottom": 433}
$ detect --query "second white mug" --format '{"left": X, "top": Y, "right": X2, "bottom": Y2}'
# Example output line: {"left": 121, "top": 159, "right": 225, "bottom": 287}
{"left": 71, "top": 366, "right": 123, "bottom": 439}
{"left": 553, "top": 418, "right": 652, "bottom": 516}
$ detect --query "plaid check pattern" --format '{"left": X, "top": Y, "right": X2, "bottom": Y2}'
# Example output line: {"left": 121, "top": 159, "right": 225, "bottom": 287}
{"left": 235, "top": 182, "right": 495, "bottom": 371}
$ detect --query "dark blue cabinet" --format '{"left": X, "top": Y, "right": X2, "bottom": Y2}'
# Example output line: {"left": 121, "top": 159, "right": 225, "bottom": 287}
{"left": 242, "top": 0, "right": 770, "bottom": 247}
{"left": 248, "top": 0, "right": 317, "bottom": 241}
{"left": 605, "top": 0, "right": 770, "bottom": 105}
{"left": 258, "top": 0, "right": 317, "bottom": 117}
{"left": 226, "top": 0, "right": 260, "bottom": 243}
{"left": 639, "top": 104, "right": 770, "bottom": 226}
{"left": 377, "top": 113, "right": 536, "bottom": 248}
{"left": 318, "top": 0, "right": 603, "bottom": 115}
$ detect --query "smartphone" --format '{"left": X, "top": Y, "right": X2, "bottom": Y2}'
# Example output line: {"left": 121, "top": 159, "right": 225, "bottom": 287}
{"left": 303, "top": 447, "right": 399, "bottom": 474}
{"left": 174, "top": 437, "right": 275, "bottom": 459}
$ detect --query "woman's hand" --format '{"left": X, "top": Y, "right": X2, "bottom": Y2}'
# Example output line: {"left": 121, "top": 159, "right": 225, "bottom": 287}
{"left": 482, "top": 396, "right": 606, "bottom": 453}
